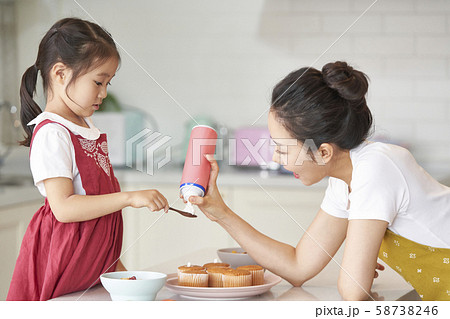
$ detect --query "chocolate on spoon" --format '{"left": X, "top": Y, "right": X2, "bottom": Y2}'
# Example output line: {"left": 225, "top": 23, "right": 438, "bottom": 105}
{"left": 169, "top": 206, "right": 197, "bottom": 218}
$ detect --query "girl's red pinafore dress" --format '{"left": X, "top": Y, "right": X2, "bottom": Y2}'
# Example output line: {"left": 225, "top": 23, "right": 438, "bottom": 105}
{"left": 7, "top": 119, "right": 123, "bottom": 301}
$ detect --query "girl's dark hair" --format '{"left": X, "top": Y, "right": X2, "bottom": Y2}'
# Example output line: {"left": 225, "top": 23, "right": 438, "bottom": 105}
{"left": 20, "top": 17, "right": 120, "bottom": 146}
{"left": 270, "top": 61, "right": 372, "bottom": 151}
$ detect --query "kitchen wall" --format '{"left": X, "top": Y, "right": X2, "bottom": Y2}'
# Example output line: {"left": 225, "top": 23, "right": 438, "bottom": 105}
{"left": 12, "top": 0, "right": 450, "bottom": 177}
{"left": 0, "top": 0, "right": 19, "bottom": 145}
{"left": 0, "top": 1, "right": 15, "bottom": 105}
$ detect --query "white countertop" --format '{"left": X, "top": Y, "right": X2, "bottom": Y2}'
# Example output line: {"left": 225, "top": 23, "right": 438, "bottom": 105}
{"left": 51, "top": 248, "right": 418, "bottom": 301}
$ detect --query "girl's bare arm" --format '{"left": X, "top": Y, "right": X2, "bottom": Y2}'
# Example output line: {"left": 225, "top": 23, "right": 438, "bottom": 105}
{"left": 44, "top": 177, "right": 169, "bottom": 223}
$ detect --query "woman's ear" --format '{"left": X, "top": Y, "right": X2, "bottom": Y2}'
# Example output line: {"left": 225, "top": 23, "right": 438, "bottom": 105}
{"left": 318, "top": 143, "right": 334, "bottom": 164}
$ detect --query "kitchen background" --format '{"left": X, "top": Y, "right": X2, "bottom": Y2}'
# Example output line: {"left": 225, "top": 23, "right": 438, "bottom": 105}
{"left": 1, "top": 0, "right": 450, "bottom": 300}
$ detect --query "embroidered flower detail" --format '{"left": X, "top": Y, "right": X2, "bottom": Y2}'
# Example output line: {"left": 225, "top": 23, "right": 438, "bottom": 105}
{"left": 409, "top": 253, "right": 416, "bottom": 259}
{"left": 99, "top": 141, "right": 108, "bottom": 154}
{"left": 77, "top": 136, "right": 111, "bottom": 177}
{"left": 79, "top": 138, "right": 96, "bottom": 152}
{"left": 432, "top": 277, "right": 440, "bottom": 283}
{"left": 395, "top": 266, "right": 402, "bottom": 272}
{"left": 447, "top": 290, "right": 450, "bottom": 296}
{"left": 97, "top": 153, "right": 111, "bottom": 176}
{"left": 417, "top": 269, "right": 422, "bottom": 273}
{"left": 393, "top": 240, "right": 400, "bottom": 246}
{"left": 382, "top": 252, "right": 388, "bottom": 258}
{"left": 443, "top": 258, "right": 449, "bottom": 264}
{"left": 420, "top": 294, "right": 423, "bottom": 298}
{"left": 427, "top": 246, "right": 435, "bottom": 252}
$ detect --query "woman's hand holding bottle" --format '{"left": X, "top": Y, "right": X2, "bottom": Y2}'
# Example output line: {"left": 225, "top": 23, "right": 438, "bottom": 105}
{"left": 187, "top": 154, "right": 230, "bottom": 222}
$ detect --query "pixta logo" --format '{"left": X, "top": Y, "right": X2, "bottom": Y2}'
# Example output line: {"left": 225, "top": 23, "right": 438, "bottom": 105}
{"left": 126, "top": 129, "right": 172, "bottom": 175}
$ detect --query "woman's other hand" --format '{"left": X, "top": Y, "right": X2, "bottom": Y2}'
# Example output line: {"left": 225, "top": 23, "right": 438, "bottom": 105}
{"left": 374, "top": 262, "right": 385, "bottom": 279}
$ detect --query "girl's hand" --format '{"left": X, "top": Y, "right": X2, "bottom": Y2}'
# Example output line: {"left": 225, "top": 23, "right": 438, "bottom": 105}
{"left": 129, "top": 189, "right": 169, "bottom": 212}
{"left": 374, "top": 262, "right": 385, "bottom": 279}
{"left": 186, "top": 155, "right": 230, "bottom": 222}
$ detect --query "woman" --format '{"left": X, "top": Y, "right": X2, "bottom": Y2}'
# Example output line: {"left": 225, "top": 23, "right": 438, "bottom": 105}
{"left": 188, "top": 61, "right": 450, "bottom": 301}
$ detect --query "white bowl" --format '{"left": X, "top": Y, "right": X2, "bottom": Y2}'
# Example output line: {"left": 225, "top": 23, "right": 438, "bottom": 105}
{"left": 217, "top": 247, "right": 259, "bottom": 268}
{"left": 100, "top": 271, "right": 167, "bottom": 301}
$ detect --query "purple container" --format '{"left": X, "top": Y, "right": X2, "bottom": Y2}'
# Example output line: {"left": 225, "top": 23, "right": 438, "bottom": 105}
{"left": 232, "top": 127, "right": 275, "bottom": 167}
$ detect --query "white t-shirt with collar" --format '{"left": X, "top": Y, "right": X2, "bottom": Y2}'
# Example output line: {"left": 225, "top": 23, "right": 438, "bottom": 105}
{"left": 28, "top": 112, "right": 101, "bottom": 197}
{"left": 320, "top": 141, "right": 450, "bottom": 249}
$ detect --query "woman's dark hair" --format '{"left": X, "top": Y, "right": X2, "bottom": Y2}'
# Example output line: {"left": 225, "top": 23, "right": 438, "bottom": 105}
{"left": 270, "top": 61, "right": 372, "bottom": 151}
{"left": 19, "top": 17, "right": 120, "bottom": 146}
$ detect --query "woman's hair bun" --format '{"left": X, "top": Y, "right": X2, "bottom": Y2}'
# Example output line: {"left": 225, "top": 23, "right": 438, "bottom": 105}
{"left": 322, "top": 61, "right": 369, "bottom": 102}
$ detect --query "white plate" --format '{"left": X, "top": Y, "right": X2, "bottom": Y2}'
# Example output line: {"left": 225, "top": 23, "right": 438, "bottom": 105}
{"left": 165, "top": 272, "right": 282, "bottom": 300}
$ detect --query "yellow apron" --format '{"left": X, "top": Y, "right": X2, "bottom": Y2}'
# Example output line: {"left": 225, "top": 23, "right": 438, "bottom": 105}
{"left": 378, "top": 229, "right": 450, "bottom": 301}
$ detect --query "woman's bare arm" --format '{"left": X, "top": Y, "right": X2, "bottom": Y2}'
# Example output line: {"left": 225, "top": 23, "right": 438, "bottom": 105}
{"left": 214, "top": 207, "right": 348, "bottom": 286}
{"left": 190, "top": 155, "right": 348, "bottom": 286}
{"left": 338, "top": 219, "right": 388, "bottom": 300}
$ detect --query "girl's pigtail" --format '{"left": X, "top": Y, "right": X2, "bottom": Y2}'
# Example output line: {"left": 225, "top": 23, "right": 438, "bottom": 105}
{"left": 19, "top": 64, "right": 41, "bottom": 147}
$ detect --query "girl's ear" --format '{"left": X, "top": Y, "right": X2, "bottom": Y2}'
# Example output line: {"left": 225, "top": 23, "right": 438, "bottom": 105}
{"left": 50, "top": 62, "right": 69, "bottom": 85}
{"left": 318, "top": 143, "right": 334, "bottom": 164}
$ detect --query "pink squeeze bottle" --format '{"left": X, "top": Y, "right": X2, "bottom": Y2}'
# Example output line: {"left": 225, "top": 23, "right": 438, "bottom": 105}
{"left": 180, "top": 125, "right": 218, "bottom": 212}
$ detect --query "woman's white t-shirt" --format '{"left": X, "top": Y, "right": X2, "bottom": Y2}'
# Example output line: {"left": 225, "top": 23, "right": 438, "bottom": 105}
{"left": 321, "top": 141, "right": 450, "bottom": 249}
{"left": 28, "top": 112, "right": 101, "bottom": 197}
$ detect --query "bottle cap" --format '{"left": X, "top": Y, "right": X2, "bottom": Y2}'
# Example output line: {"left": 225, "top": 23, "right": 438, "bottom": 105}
{"left": 180, "top": 184, "right": 204, "bottom": 202}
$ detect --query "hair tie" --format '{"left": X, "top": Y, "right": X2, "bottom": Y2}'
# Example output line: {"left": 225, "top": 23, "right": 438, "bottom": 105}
{"left": 33, "top": 64, "right": 39, "bottom": 71}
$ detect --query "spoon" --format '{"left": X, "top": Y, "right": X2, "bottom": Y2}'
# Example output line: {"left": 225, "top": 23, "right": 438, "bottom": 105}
{"left": 169, "top": 206, "right": 197, "bottom": 218}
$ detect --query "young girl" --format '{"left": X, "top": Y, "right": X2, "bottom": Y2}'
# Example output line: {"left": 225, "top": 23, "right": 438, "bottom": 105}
{"left": 7, "top": 18, "right": 169, "bottom": 301}
{"left": 189, "top": 61, "right": 450, "bottom": 301}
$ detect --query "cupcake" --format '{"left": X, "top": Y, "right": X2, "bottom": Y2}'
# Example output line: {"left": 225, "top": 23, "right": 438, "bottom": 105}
{"left": 177, "top": 264, "right": 205, "bottom": 276}
{"left": 203, "top": 262, "right": 230, "bottom": 269}
{"left": 178, "top": 269, "right": 208, "bottom": 287}
{"left": 237, "top": 265, "right": 265, "bottom": 285}
{"left": 222, "top": 269, "right": 252, "bottom": 287}
{"left": 206, "top": 267, "right": 232, "bottom": 287}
